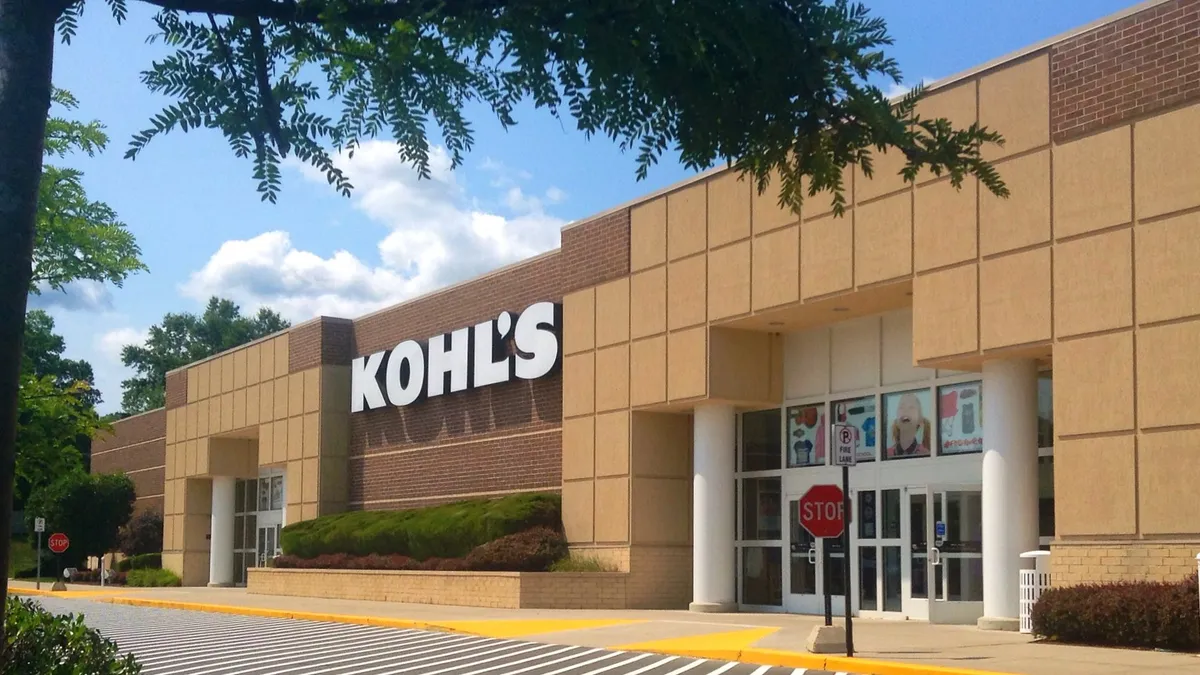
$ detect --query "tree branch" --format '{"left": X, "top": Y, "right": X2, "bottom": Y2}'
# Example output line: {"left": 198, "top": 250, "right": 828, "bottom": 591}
{"left": 137, "top": 0, "right": 501, "bottom": 24}
{"left": 248, "top": 17, "right": 289, "bottom": 156}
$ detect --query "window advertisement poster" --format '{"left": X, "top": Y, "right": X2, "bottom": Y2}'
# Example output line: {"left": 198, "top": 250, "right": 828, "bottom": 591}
{"left": 832, "top": 395, "right": 877, "bottom": 462}
{"left": 883, "top": 389, "right": 933, "bottom": 459}
{"left": 787, "top": 404, "right": 825, "bottom": 467}
{"left": 939, "top": 381, "right": 984, "bottom": 455}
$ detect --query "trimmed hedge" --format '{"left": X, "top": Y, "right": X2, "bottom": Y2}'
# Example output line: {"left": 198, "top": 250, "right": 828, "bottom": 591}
{"left": 117, "top": 552, "right": 162, "bottom": 572}
{"left": 280, "top": 492, "right": 561, "bottom": 560}
{"left": 272, "top": 553, "right": 467, "bottom": 571}
{"left": 1031, "top": 573, "right": 1199, "bottom": 650}
{"left": 126, "top": 568, "right": 182, "bottom": 587}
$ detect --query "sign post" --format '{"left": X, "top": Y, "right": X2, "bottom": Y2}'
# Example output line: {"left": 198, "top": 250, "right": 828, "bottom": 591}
{"left": 832, "top": 424, "right": 857, "bottom": 658}
{"left": 48, "top": 533, "right": 69, "bottom": 591}
{"left": 798, "top": 482, "right": 847, "bottom": 637}
{"left": 33, "top": 517, "right": 44, "bottom": 590}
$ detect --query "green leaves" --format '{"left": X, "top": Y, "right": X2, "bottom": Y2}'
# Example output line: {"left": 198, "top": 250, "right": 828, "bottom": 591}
{"left": 3, "top": 597, "right": 142, "bottom": 675}
{"left": 25, "top": 472, "right": 136, "bottom": 569}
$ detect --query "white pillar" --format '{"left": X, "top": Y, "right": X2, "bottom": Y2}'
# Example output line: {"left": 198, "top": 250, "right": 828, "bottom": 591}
{"left": 692, "top": 403, "right": 737, "bottom": 612}
{"left": 208, "top": 476, "right": 236, "bottom": 587}
{"left": 979, "top": 359, "right": 1040, "bottom": 630}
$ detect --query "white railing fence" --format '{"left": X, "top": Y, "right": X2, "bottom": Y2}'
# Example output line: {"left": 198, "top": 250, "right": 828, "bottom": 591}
{"left": 1018, "top": 550, "right": 1052, "bottom": 634}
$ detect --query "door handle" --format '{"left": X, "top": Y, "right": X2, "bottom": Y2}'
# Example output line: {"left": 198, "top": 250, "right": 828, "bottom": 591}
{"left": 929, "top": 547, "right": 942, "bottom": 566}
{"left": 807, "top": 546, "right": 818, "bottom": 565}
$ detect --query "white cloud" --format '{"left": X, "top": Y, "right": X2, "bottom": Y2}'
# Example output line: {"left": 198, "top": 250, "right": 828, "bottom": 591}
{"left": 884, "top": 76, "right": 937, "bottom": 101}
{"left": 96, "top": 326, "right": 148, "bottom": 362}
{"left": 183, "top": 142, "right": 565, "bottom": 322}
{"left": 545, "top": 186, "right": 567, "bottom": 204}
{"left": 27, "top": 280, "right": 113, "bottom": 313}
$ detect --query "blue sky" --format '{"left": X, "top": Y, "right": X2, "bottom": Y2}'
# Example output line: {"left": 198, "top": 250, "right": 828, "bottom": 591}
{"left": 41, "top": 0, "right": 1138, "bottom": 414}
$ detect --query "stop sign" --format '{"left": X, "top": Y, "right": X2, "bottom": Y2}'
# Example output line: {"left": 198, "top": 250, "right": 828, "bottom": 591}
{"left": 48, "top": 533, "right": 69, "bottom": 554}
{"left": 798, "top": 484, "right": 845, "bottom": 538}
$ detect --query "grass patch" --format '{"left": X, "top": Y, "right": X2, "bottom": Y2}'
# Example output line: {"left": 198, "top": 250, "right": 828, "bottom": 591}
{"left": 9, "top": 538, "right": 38, "bottom": 578}
{"left": 549, "top": 556, "right": 617, "bottom": 573}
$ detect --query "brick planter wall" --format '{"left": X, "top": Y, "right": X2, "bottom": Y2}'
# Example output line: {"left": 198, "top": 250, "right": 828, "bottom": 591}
{"left": 247, "top": 568, "right": 629, "bottom": 609}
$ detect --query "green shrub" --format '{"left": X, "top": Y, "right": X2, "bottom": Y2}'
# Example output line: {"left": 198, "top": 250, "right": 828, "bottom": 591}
{"left": 465, "top": 527, "right": 568, "bottom": 572}
{"left": 3, "top": 596, "right": 141, "bottom": 674}
{"left": 117, "top": 552, "right": 162, "bottom": 572}
{"left": 281, "top": 492, "right": 561, "bottom": 560}
{"left": 1031, "top": 573, "right": 1199, "bottom": 650}
{"left": 126, "top": 568, "right": 181, "bottom": 587}
{"left": 549, "top": 556, "right": 616, "bottom": 572}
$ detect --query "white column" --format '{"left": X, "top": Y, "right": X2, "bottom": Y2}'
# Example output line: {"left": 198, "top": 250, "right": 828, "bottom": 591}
{"left": 691, "top": 403, "right": 737, "bottom": 613}
{"left": 979, "top": 359, "right": 1040, "bottom": 630}
{"left": 208, "top": 476, "right": 236, "bottom": 587}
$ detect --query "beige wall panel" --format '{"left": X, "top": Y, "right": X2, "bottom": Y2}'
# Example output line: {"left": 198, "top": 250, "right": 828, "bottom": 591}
{"left": 595, "top": 278, "right": 631, "bottom": 348}
{"left": 1136, "top": 211, "right": 1200, "bottom": 324}
{"left": 1055, "top": 331, "right": 1135, "bottom": 436}
{"left": 289, "top": 372, "right": 305, "bottom": 418}
{"left": 979, "top": 54, "right": 1049, "bottom": 160}
{"left": 563, "top": 289, "right": 595, "bottom": 356}
{"left": 631, "top": 477, "right": 690, "bottom": 544}
{"left": 196, "top": 399, "right": 210, "bottom": 438}
{"left": 219, "top": 392, "right": 233, "bottom": 433}
{"left": 246, "top": 343, "right": 261, "bottom": 386}
{"left": 1137, "top": 320, "right": 1200, "bottom": 429}
{"left": 303, "top": 413, "right": 319, "bottom": 459}
{"left": 258, "top": 424, "right": 273, "bottom": 466}
{"left": 259, "top": 380, "right": 274, "bottom": 423}
{"left": 800, "top": 215, "right": 852, "bottom": 299}
{"left": 233, "top": 349, "right": 247, "bottom": 390}
{"left": 980, "top": 150, "right": 1051, "bottom": 256}
{"left": 916, "top": 82, "right": 976, "bottom": 181}
{"left": 980, "top": 247, "right": 1051, "bottom": 349}
{"left": 285, "top": 504, "right": 301, "bottom": 526}
{"left": 272, "top": 419, "right": 288, "bottom": 465}
{"left": 563, "top": 352, "right": 596, "bottom": 418}
{"left": 301, "top": 503, "right": 318, "bottom": 521}
{"left": 709, "top": 328, "right": 779, "bottom": 404}
{"left": 856, "top": 148, "right": 910, "bottom": 203}
{"left": 854, "top": 192, "right": 913, "bottom": 286}
{"left": 668, "top": 255, "right": 707, "bottom": 330}
{"left": 631, "top": 412, "right": 690, "bottom": 477}
{"left": 915, "top": 179, "right": 977, "bottom": 272}
{"left": 881, "top": 311, "right": 934, "bottom": 385}
{"left": 594, "top": 477, "right": 630, "bottom": 543}
{"left": 209, "top": 358, "right": 221, "bottom": 397}
{"left": 166, "top": 409, "right": 177, "bottom": 444}
{"left": 302, "top": 457, "right": 318, "bottom": 503}
{"left": 751, "top": 171, "right": 799, "bottom": 234}
{"left": 752, "top": 225, "right": 800, "bottom": 310}
{"left": 630, "top": 336, "right": 667, "bottom": 406}
{"left": 630, "top": 267, "right": 667, "bottom": 339}
{"left": 631, "top": 198, "right": 667, "bottom": 272}
{"left": 186, "top": 370, "right": 198, "bottom": 402}
{"left": 1053, "top": 125, "right": 1132, "bottom": 239}
{"left": 209, "top": 396, "right": 222, "bottom": 434}
{"left": 707, "top": 171, "right": 751, "bottom": 247}
{"left": 595, "top": 411, "right": 630, "bottom": 478}
{"left": 195, "top": 363, "right": 209, "bottom": 400}
{"left": 197, "top": 439, "right": 210, "bottom": 475}
{"left": 1054, "top": 229, "right": 1133, "bottom": 337}
{"left": 184, "top": 475, "right": 212, "bottom": 514}
{"left": 668, "top": 183, "right": 707, "bottom": 260}
{"left": 912, "top": 265, "right": 978, "bottom": 361}
{"left": 186, "top": 403, "right": 198, "bottom": 440}
{"left": 562, "top": 480, "right": 595, "bottom": 543}
{"left": 287, "top": 415, "right": 303, "bottom": 462}
{"left": 784, "top": 328, "right": 830, "bottom": 399}
{"left": 667, "top": 327, "right": 707, "bottom": 401}
{"left": 1138, "top": 429, "right": 1200, "bottom": 535}
{"left": 273, "top": 377, "right": 289, "bottom": 421}
{"left": 209, "top": 438, "right": 257, "bottom": 478}
{"left": 222, "top": 355, "right": 235, "bottom": 393}
{"left": 831, "top": 317, "right": 881, "bottom": 393}
{"left": 245, "top": 384, "right": 260, "bottom": 427}
{"left": 233, "top": 389, "right": 247, "bottom": 430}
{"left": 165, "top": 443, "right": 176, "bottom": 480}
{"left": 304, "top": 369, "right": 320, "bottom": 414}
{"left": 274, "top": 336, "right": 289, "bottom": 378}
{"left": 595, "top": 344, "right": 630, "bottom": 413}
{"left": 184, "top": 513, "right": 212, "bottom": 551}
{"left": 802, "top": 166, "right": 852, "bottom": 218}
{"left": 708, "top": 241, "right": 751, "bottom": 320}
{"left": 1135, "top": 102, "right": 1200, "bottom": 220}
{"left": 286, "top": 461, "right": 302, "bottom": 505}
{"left": 319, "top": 366, "right": 351, "bottom": 414}
{"left": 1055, "top": 434, "right": 1137, "bottom": 536}
{"left": 260, "top": 338, "right": 275, "bottom": 381}
{"left": 562, "top": 416, "right": 595, "bottom": 481}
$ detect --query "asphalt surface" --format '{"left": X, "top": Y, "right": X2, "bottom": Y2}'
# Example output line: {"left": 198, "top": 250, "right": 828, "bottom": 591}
{"left": 32, "top": 598, "right": 842, "bottom": 675}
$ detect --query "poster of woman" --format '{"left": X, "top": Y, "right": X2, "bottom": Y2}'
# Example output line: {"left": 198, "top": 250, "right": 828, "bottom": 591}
{"left": 884, "top": 390, "right": 932, "bottom": 459}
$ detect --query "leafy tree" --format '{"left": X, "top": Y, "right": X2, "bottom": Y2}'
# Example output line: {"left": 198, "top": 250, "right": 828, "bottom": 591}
{"left": 25, "top": 472, "right": 135, "bottom": 570}
{"left": 118, "top": 510, "right": 163, "bottom": 557}
{"left": 23, "top": 309, "right": 98, "bottom": 408}
{"left": 120, "top": 297, "right": 290, "bottom": 413}
{"left": 14, "top": 374, "right": 98, "bottom": 508}
{"left": 0, "top": 0, "right": 1011, "bottom": 636}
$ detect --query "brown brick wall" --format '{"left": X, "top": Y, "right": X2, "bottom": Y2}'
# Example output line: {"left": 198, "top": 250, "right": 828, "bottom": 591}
{"left": 93, "top": 409, "right": 165, "bottom": 453}
{"left": 348, "top": 251, "right": 567, "bottom": 509}
{"left": 560, "top": 209, "right": 631, "bottom": 294}
{"left": 289, "top": 317, "right": 354, "bottom": 373}
{"left": 1051, "top": 0, "right": 1200, "bottom": 142}
{"left": 165, "top": 370, "right": 187, "bottom": 409}
{"left": 91, "top": 409, "right": 166, "bottom": 516}
{"left": 134, "top": 495, "right": 164, "bottom": 516}
{"left": 1051, "top": 540, "right": 1200, "bottom": 585}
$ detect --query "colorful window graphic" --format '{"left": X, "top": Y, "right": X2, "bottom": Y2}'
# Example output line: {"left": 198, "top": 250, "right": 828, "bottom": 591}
{"left": 883, "top": 389, "right": 933, "bottom": 460}
{"left": 786, "top": 404, "right": 825, "bottom": 467}
{"left": 939, "top": 381, "right": 984, "bottom": 455}
{"left": 832, "top": 395, "right": 877, "bottom": 462}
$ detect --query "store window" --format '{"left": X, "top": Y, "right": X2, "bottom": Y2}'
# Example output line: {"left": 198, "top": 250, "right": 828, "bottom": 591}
{"left": 938, "top": 382, "right": 984, "bottom": 456}
{"left": 741, "top": 409, "right": 782, "bottom": 472}
{"left": 1038, "top": 373, "right": 1053, "bottom": 449}
{"left": 742, "top": 478, "right": 782, "bottom": 540}
{"left": 882, "top": 389, "right": 932, "bottom": 460}
{"left": 742, "top": 547, "right": 783, "bottom": 606}
{"left": 786, "top": 404, "right": 826, "bottom": 467}
{"left": 831, "top": 396, "right": 877, "bottom": 462}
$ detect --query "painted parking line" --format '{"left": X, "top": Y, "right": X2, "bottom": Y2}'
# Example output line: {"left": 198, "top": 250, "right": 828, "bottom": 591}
{"left": 30, "top": 597, "right": 841, "bottom": 675}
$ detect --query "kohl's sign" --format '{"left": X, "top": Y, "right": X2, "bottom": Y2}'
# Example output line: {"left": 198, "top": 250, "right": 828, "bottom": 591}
{"left": 351, "top": 301, "right": 561, "bottom": 413}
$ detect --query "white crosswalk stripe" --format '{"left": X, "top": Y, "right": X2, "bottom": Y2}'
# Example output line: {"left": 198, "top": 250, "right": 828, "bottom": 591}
{"left": 30, "top": 597, "right": 841, "bottom": 675}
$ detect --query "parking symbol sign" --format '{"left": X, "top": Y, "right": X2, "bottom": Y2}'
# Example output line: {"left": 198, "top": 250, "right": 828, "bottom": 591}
{"left": 833, "top": 424, "right": 857, "bottom": 467}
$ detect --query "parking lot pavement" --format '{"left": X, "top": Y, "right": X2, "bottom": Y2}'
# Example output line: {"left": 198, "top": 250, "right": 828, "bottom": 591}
{"left": 32, "top": 598, "right": 841, "bottom": 675}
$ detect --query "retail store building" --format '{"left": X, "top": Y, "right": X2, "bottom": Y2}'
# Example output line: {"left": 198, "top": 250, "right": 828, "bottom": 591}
{"left": 93, "top": 0, "right": 1200, "bottom": 629}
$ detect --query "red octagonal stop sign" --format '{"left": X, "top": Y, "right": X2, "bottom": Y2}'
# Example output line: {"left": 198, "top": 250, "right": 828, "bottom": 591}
{"left": 798, "top": 484, "right": 845, "bottom": 539}
{"left": 48, "top": 532, "right": 69, "bottom": 554}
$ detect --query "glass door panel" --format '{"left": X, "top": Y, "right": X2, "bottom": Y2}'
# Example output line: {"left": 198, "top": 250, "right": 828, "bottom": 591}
{"left": 785, "top": 499, "right": 821, "bottom": 613}
{"left": 929, "top": 487, "right": 985, "bottom": 625}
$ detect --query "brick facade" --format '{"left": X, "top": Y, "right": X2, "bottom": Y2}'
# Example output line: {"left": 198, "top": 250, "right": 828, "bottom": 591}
{"left": 560, "top": 209, "right": 632, "bottom": 294}
{"left": 165, "top": 370, "right": 187, "bottom": 409}
{"left": 90, "top": 408, "right": 166, "bottom": 514}
{"left": 1051, "top": 540, "right": 1200, "bottom": 585}
{"left": 1050, "top": 0, "right": 1200, "bottom": 142}
{"left": 288, "top": 317, "right": 354, "bottom": 373}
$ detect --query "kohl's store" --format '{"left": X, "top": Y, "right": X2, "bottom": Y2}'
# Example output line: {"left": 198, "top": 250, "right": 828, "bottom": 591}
{"left": 93, "top": 0, "right": 1200, "bottom": 632}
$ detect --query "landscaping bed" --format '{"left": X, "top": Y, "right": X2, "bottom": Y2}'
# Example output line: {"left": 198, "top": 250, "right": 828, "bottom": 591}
{"left": 1032, "top": 573, "right": 1199, "bottom": 651}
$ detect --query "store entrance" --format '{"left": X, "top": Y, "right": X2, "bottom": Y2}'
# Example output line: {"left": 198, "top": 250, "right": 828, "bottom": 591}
{"left": 785, "top": 496, "right": 846, "bottom": 615}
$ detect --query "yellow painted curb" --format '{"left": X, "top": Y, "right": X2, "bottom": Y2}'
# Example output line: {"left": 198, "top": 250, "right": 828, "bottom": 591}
{"left": 617, "top": 627, "right": 780, "bottom": 653}
{"left": 9, "top": 588, "right": 129, "bottom": 599}
{"left": 623, "top": 643, "right": 1021, "bottom": 675}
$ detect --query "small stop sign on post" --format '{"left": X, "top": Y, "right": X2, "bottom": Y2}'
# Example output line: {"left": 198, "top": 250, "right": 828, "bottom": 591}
{"left": 798, "top": 484, "right": 845, "bottom": 539}
{"left": 48, "top": 533, "right": 69, "bottom": 554}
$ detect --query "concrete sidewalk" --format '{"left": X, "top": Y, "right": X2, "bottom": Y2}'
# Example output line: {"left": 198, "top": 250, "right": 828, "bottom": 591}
{"left": 9, "top": 580, "right": 1199, "bottom": 675}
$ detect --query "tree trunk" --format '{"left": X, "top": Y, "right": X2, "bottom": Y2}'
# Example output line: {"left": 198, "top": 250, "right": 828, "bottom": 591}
{"left": 0, "top": 0, "right": 59, "bottom": 640}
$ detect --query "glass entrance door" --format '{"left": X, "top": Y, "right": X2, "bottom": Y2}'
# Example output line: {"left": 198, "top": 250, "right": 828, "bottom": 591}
{"left": 928, "top": 486, "right": 984, "bottom": 624}
{"left": 785, "top": 497, "right": 846, "bottom": 615}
